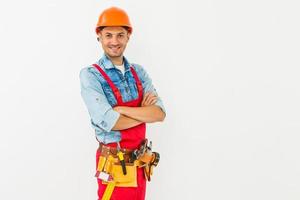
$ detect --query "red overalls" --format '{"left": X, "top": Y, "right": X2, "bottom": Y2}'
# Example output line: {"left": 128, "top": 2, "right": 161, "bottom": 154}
{"left": 93, "top": 64, "right": 147, "bottom": 200}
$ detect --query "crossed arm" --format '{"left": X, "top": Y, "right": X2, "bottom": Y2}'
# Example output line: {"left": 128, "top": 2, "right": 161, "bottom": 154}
{"left": 111, "top": 93, "right": 166, "bottom": 131}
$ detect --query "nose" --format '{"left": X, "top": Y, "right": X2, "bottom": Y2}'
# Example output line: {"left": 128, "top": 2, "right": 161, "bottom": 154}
{"left": 110, "top": 35, "right": 119, "bottom": 45}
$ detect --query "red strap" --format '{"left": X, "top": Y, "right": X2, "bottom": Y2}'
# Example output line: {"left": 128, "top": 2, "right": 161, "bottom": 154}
{"left": 92, "top": 64, "right": 123, "bottom": 104}
{"left": 130, "top": 67, "right": 143, "bottom": 99}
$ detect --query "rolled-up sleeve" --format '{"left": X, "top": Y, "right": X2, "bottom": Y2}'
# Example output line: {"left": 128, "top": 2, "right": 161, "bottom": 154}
{"left": 80, "top": 67, "right": 120, "bottom": 132}
{"left": 133, "top": 64, "right": 166, "bottom": 114}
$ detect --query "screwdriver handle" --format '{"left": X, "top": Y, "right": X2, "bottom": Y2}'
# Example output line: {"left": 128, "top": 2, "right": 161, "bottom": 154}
{"left": 117, "top": 151, "right": 127, "bottom": 175}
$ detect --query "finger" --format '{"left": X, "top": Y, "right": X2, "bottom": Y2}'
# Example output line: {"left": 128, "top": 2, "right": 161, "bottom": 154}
{"left": 145, "top": 95, "right": 157, "bottom": 105}
{"left": 144, "top": 95, "right": 152, "bottom": 105}
{"left": 141, "top": 98, "right": 145, "bottom": 106}
{"left": 142, "top": 93, "right": 150, "bottom": 106}
{"left": 148, "top": 97, "right": 158, "bottom": 105}
{"left": 142, "top": 93, "right": 152, "bottom": 105}
{"left": 147, "top": 95, "right": 157, "bottom": 102}
{"left": 143, "top": 92, "right": 150, "bottom": 102}
{"left": 145, "top": 93, "right": 156, "bottom": 101}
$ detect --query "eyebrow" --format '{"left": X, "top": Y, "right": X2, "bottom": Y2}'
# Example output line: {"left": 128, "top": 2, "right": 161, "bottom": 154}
{"left": 104, "top": 32, "right": 125, "bottom": 35}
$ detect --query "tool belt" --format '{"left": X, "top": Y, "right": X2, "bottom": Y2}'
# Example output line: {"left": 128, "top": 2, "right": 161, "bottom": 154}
{"left": 98, "top": 144, "right": 134, "bottom": 164}
{"left": 95, "top": 139, "right": 160, "bottom": 187}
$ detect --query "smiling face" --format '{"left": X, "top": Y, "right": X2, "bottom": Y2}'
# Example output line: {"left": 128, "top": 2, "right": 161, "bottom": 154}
{"left": 98, "top": 26, "right": 131, "bottom": 59}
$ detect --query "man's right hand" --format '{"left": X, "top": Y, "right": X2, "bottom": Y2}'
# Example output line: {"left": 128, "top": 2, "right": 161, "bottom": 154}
{"left": 141, "top": 92, "right": 158, "bottom": 107}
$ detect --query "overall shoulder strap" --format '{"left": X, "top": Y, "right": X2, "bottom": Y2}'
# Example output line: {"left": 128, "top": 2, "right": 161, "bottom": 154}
{"left": 92, "top": 64, "right": 123, "bottom": 104}
{"left": 130, "top": 66, "right": 144, "bottom": 99}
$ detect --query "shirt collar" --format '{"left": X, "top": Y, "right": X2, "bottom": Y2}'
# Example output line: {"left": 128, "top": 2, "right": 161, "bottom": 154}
{"left": 98, "top": 53, "right": 131, "bottom": 72}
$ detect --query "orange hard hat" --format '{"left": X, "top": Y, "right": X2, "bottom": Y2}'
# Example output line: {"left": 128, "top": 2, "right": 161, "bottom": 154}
{"left": 95, "top": 7, "right": 132, "bottom": 34}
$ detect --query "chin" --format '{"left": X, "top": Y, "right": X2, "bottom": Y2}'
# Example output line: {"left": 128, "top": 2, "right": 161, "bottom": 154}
{"left": 107, "top": 52, "right": 123, "bottom": 58}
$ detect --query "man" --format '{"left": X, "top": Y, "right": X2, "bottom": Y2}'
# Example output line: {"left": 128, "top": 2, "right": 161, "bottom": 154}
{"left": 79, "top": 7, "right": 166, "bottom": 200}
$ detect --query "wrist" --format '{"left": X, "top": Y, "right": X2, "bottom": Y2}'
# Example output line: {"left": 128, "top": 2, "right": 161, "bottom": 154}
{"left": 115, "top": 106, "right": 128, "bottom": 115}
{"left": 119, "top": 106, "right": 130, "bottom": 116}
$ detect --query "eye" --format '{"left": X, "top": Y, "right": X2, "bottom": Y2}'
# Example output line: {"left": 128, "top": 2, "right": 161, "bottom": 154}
{"left": 105, "top": 34, "right": 112, "bottom": 39}
{"left": 118, "top": 34, "right": 125, "bottom": 38}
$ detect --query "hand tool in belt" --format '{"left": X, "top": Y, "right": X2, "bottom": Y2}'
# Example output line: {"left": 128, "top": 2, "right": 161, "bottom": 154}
{"left": 95, "top": 155, "right": 114, "bottom": 182}
{"left": 131, "top": 139, "right": 160, "bottom": 181}
{"left": 117, "top": 142, "right": 127, "bottom": 175}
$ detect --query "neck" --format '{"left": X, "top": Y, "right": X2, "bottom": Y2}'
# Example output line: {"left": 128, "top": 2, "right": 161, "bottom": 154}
{"left": 107, "top": 55, "right": 123, "bottom": 66}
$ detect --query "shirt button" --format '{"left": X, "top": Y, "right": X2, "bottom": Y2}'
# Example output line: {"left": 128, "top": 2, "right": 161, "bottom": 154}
{"left": 101, "top": 121, "right": 107, "bottom": 127}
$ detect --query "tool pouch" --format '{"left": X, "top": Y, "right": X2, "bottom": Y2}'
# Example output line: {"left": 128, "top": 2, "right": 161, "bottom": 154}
{"left": 133, "top": 139, "right": 160, "bottom": 182}
{"left": 141, "top": 152, "right": 160, "bottom": 181}
{"left": 109, "top": 163, "right": 137, "bottom": 187}
{"left": 97, "top": 155, "right": 137, "bottom": 187}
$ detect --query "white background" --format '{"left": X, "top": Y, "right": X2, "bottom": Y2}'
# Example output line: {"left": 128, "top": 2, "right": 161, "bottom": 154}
{"left": 0, "top": 0, "right": 300, "bottom": 199}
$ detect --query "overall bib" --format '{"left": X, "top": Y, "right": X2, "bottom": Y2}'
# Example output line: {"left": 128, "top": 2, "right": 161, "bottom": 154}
{"left": 93, "top": 64, "right": 147, "bottom": 200}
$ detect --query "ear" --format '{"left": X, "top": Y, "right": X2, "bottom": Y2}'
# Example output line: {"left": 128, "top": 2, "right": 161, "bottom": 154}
{"left": 127, "top": 32, "right": 131, "bottom": 40}
{"left": 97, "top": 33, "right": 102, "bottom": 41}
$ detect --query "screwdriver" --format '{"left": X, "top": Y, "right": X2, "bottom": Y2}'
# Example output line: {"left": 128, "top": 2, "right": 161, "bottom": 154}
{"left": 117, "top": 142, "right": 127, "bottom": 175}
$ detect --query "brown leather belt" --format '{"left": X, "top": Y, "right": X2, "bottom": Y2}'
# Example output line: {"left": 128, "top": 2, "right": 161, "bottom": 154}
{"left": 98, "top": 143, "right": 134, "bottom": 163}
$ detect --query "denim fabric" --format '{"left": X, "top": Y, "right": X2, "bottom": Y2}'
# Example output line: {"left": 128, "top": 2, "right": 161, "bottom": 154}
{"left": 80, "top": 54, "right": 166, "bottom": 144}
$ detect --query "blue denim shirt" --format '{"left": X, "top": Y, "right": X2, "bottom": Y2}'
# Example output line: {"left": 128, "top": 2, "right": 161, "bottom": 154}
{"left": 80, "top": 54, "right": 166, "bottom": 144}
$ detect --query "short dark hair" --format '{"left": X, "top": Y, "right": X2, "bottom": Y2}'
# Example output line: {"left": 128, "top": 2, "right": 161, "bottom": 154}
{"left": 97, "top": 26, "right": 131, "bottom": 33}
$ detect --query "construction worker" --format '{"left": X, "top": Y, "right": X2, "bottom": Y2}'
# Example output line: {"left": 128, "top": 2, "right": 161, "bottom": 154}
{"left": 79, "top": 7, "right": 166, "bottom": 200}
